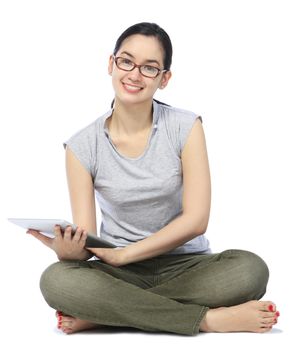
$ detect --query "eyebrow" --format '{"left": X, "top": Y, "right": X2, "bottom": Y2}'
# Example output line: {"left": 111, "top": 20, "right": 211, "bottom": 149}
{"left": 120, "top": 51, "right": 161, "bottom": 66}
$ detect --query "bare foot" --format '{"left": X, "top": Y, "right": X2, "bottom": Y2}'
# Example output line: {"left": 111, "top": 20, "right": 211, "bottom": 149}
{"left": 56, "top": 310, "right": 103, "bottom": 334}
{"left": 200, "top": 300, "right": 280, "bottom": 333}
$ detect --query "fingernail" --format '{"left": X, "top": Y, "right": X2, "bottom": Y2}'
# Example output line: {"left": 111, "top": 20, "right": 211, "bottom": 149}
{"left": 57, "top": 323, "right": 62, "bottom": 329}
{"left": 58, "top": 316, "right": 62, "bottom": 321}
{"left": 268, "top": 305, "right": 274, "bottom": 312}
{"left": 275, "top": 311, "right": 280, "bottom": 317}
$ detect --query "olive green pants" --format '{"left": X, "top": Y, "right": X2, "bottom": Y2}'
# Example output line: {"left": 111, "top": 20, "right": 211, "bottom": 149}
{"left": 40, "top": 249, "right": 269, "bottom": 335}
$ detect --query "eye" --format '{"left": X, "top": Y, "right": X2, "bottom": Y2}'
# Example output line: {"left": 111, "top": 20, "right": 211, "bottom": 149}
{"left": 119, "top": 58, "right": 134, "bottom": 68}
{"left": 143, "top": 65, "right": 159, "bottom": 74}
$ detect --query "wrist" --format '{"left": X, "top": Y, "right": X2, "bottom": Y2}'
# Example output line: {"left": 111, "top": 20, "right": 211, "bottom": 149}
{"left": 57, "top": 249, "right": 93, "bottom": 261}
{"left": 116, "top": 247, "right": 130, "bottom": 266}
{"left": 80, "top": 250, "right": 94, "bottom": 261}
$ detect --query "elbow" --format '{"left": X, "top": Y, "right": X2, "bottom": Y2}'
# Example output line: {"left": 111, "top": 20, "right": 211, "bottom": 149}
{"left": 195, "top": 216, "right": 209, "bottom": 235}
{"left": 194, "top": 227, "right": 207, "bottom": 236}
{"left": 184, "top": 213, "right": 209, "bottom": 237}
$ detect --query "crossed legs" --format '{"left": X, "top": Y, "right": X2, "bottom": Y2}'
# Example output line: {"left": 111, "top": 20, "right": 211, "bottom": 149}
{"left": 40, "top": 249, "right": 279, "bottom": 335}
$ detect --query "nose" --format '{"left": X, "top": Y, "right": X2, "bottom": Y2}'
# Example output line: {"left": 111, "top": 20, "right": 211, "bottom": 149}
{"left": 127, "top": 66, "right": 143, "bottom": 81}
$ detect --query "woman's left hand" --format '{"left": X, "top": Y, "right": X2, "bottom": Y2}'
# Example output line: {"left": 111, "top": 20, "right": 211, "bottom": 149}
{"left": 86, "top": 247, "right": 126, "bottom": 267}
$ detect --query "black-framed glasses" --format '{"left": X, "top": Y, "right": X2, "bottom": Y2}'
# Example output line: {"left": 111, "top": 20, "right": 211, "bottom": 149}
{"left": 114, "top": 56, "right": 167, "bottom": 78}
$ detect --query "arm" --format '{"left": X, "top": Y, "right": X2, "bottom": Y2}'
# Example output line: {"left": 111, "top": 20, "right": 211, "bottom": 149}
{"left": 120, "top": 118, "right": 211, "bottom": 264}
{"left": 64, "top": 145, "right": 97, "bottom": 260}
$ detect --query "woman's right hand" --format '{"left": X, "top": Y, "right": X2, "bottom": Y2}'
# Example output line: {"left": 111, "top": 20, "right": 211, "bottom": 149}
{"left": 27, "top": 225, "right": 92, "bottom": 261}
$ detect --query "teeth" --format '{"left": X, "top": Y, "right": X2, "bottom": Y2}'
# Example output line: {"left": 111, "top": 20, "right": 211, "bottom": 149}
{"left": 124, "top": 84, "right": 142, "bottom": 91}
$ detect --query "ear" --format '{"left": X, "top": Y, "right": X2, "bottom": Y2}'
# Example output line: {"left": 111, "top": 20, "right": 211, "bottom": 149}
{"left": 158, "top": 70, "right": 172, "bottom": 89}
{"left": 108, "top": 55, "right": 114, "bottom": 76}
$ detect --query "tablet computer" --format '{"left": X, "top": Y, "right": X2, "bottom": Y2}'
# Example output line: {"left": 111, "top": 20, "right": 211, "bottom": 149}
{"left": 7, "top": 218, "right": 116, "bottom": 248}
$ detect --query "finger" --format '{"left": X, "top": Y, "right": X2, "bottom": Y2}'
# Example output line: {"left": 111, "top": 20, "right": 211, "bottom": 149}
{"left": 79, "top": 230, "right": 88, "bottom": 245}
{"left": 54, "top": 225, "right": 63, "bottom": 239}
{"left": 63, "top": 225, "right": 73, "bottom": 241}
{"left": 86, "top": 247, "right": 102, "bottom": 258}
{"left": 87, "top": 247, "right": 106, "bottom": 259}
{"left": 72, "top": 226, "right": 82, "bottom": 243}
{"left": 86, "top": 247, "right": 98, "bottom": 254}
{"left": 27, "top": 229, "right": 53, "bottom": 247}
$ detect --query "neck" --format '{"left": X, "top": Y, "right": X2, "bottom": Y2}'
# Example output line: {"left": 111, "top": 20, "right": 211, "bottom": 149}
{"left": 109, "top": 98, "right": 153, "bottom": 136}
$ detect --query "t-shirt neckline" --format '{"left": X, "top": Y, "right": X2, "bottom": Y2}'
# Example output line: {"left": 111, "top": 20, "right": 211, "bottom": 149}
{"left": 103, "top": 100, "right": 160, "bottom": 161}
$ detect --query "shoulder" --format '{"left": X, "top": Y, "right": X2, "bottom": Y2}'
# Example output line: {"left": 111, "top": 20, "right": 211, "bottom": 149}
{"left": 63, "top": 110, "right": 110, "bottom": 178}
{"left": 65, "top": 110, "right": 110, "bottom": 146}
{"left": 156, "top": 101, "right": 202, "bottom": 155}
{"left": 68, "top": 117, "right": 100, "bottom": 140}
{"left": 157, "top": 101, "right": 201, "bottom": 124}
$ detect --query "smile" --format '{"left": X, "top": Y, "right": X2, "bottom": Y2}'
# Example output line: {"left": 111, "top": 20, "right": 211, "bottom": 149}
{"left": 122, "top": 83, "right": 143, "bottom": 93}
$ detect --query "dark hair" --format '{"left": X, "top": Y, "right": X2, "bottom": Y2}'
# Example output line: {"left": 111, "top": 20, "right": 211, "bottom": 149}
{"left": 113, "top": 22, "right": 173, "bottom": 71}
{"left": 110, "top": 23, "right": 172, "bottom": 108}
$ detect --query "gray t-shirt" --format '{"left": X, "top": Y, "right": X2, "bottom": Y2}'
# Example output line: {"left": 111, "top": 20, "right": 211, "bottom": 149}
{"left": 63, "top": 100, "right": 210, "bottom": 255}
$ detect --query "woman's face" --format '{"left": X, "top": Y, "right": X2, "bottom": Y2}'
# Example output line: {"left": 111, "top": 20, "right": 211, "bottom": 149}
{"left": 108, "top": 34, "right": 171, "bottom": 107}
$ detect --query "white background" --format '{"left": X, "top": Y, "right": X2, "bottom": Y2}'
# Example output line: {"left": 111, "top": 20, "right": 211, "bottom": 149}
{"left": 0, "top": 0, "right": 289, "bottom": 349}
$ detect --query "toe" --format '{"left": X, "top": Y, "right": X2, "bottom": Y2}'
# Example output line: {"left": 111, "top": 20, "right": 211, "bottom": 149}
{"left": 63, "top": 327, "right": 73, "bottom": 334}
{"left": 61, "top": 317, "right": 74, "bottom": 328}
{"left": 260, "top": 301, "right": 276, "bottom": 312}
{"left": 260, "top": 310, "right": 276, "bottom": 319}
{"left": 261, "top": 317, "right": 276, "bottom": 325}
{"left": 62, "top": 321, "right": 73, "bottom": 329}
{"left": 259, "top": 326, "right": 273, "bottom": 333}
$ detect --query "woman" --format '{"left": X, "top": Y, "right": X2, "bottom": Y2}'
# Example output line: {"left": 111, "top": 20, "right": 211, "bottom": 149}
{"left": 27, "top": 22, "right": 279, "bottom": 335}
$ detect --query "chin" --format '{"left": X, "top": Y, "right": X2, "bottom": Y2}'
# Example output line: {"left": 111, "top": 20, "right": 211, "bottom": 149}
{"left": 116, "top": 93, "right": 153, "bottom": 107}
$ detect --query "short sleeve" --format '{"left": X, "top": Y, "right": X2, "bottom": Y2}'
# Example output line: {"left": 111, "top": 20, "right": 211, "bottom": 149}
{"left": 179, "top": 113, "right": 203, "bottom": 153}
{"left": 63, "top": 121, "right": 98, "bottom": 179}
{"left": 163, "top": 105, "right": 203, "bottom": 157}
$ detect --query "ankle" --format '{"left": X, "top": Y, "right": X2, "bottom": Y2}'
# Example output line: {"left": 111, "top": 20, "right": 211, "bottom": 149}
{"left": 199, "top": 310, "right": 211, "bottom": 332}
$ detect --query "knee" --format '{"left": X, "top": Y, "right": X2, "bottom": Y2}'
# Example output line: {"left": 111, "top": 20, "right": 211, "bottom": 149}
{"left": 39, "top": 261, "right": 83, "bottom": 309}
{"left": 222, "top": 249, "right": 269, "bottom": 299}
{"left": 39, "top": 260, "right": 109, "bottom": 311}
{"left": 39, "top": 262, "right": 64, "bottom": 307}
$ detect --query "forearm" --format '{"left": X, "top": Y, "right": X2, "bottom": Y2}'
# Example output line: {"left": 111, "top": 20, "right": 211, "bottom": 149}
{"left": 121, "top": 214, "right": 206, "bottom": 265}
{"left": 57, "top": 249, "right": 93, "bottom": 261}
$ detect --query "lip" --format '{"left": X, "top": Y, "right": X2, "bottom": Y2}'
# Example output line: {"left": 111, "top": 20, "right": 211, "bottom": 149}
{"left": 122, "top": 82, "right": 144, "bottom": 94}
